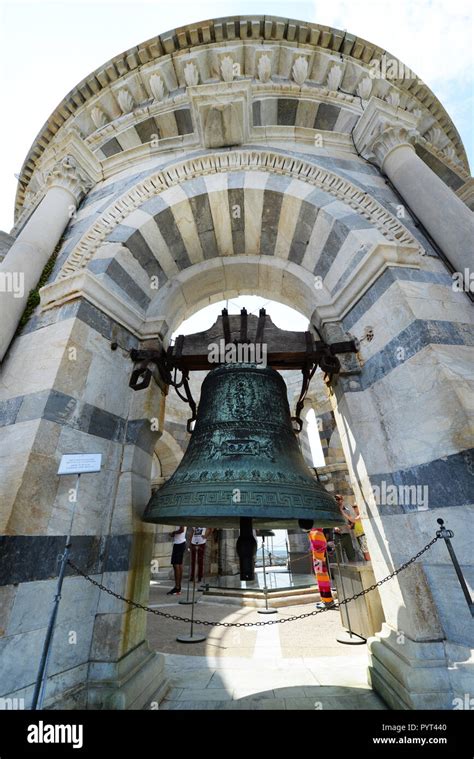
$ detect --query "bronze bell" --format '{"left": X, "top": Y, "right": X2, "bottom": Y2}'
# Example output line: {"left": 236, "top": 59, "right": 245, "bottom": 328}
{"left": 144, "top": 363, "right": 343, "bottom": 531}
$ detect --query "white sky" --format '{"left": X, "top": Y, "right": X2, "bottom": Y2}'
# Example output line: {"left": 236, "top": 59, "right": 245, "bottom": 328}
{"left": 174, "top": 295, "right": 309, "bottom": 336}
{"left": 0, "top": 0, "right": 472, "bottom": 233}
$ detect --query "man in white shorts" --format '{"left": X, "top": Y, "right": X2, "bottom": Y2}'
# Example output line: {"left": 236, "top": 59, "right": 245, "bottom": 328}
{"left": 167, "top": 526, "right": 187, "bottom": 596}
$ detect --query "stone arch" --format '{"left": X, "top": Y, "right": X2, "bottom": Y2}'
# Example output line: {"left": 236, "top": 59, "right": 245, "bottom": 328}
{"left": 154, "top": 430, "right": 184, "bottom": 479}
{"left": 58, "top": 148, "right": 423, "bottom": 283}
{"left": 2, "top": 13, "right": 473, "bottom": 715}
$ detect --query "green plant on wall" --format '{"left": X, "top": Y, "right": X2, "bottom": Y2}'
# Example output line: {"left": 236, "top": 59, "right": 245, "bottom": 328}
{"left": 16, "top": 242, "right": 62, "bottom": 333}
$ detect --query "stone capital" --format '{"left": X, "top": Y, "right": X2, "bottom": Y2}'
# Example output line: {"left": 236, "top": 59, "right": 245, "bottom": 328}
{"left": 45, "top": 155, "right": 94, "bottom": 205}
{"left": 371, "top": 124, "right": 418, "bottom": 168}
{"left": 353, "top": 96, "right": 420, "bottom": 169}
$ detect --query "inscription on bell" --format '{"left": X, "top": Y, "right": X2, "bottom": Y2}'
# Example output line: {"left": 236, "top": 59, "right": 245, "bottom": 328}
{"left": 222, "top": 439, "right": 260, "bottom": 455}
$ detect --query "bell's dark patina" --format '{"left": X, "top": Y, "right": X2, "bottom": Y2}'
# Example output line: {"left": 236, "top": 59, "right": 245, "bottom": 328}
{"left": 144, "top": 363, "right": 343, "bottom": 530}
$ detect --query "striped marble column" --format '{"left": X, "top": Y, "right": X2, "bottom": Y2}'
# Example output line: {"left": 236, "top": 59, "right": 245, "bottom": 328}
{"left": 320, "top": 261, "right": 474, "bottom": 709}
{"left": 0, "top": 296, "right": 167, "bottom": 709}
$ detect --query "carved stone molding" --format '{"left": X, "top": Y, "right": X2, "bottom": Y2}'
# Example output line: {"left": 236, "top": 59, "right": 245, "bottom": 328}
{"left": 187, "top": 81, "right": 251, "bottom": 149}
{"left": 371, "top": 124, "right": 417, "bottom": 168}
{"left": 57, "top": 148, "right": 424, "bottom": 279}
{"left": 15, "top": 18, "right": 470, "bottom": 222}
{"left": 45, "top": 155, "right": 93, "bottom": 204}
{"left": 455, "top": 178, "right": 474, "bottom": 211}
{"left": 353, "top": 96, "right": 420, "bottom": 167}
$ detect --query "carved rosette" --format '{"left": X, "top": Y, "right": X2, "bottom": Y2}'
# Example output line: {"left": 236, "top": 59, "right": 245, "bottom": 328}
{"left": 45, "top": 156, "right": 93, "bottom": 205}
{"left": 371, "top": 124, "right": 418, "bottom": 168}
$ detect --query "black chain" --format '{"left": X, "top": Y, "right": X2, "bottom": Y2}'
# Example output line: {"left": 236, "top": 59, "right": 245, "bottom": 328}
{"left": 67, "top": 535, "right": 440, "bottom": 628}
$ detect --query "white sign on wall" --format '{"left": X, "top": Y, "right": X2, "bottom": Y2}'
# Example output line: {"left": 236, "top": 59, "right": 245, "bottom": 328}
{"left": 57, "top": 453, "right": 102, "bottom": 476}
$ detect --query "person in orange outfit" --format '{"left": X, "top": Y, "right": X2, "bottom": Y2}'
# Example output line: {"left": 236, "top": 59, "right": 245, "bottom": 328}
{"left": 308, "top": 527, "right": 336, "bottom": 609}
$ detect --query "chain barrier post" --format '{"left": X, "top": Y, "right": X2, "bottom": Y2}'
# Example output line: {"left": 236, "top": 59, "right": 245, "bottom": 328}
{"left": 176, "top": 569, "right": 206, "bottom": 644}
{"left": 32, "top": 473, "right": 80, "bottom": 710}
{"left": 436, "top": 518, "right": 474, "bottom": 614}
{"left": 66, "top": 525, "right": 442, "bottom": 629}
{"left": 179, "top": 549, "right": 194, "bottom": 606}
{"left": 258, "top": 535, "right": 277, "bottom": 615}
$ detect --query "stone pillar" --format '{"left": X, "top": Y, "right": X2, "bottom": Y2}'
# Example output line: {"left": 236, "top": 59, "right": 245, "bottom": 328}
{"left": 320, "top": 271, "right": 474, "bottom": 709}
{"left": 354, "top": 98, "right": 474, "bottom": 278}
{"left": 0, "top": 290, "right": 168, "bottom": 709}
{"left": 0, "top": 156, "right": 92, "bottom": 362}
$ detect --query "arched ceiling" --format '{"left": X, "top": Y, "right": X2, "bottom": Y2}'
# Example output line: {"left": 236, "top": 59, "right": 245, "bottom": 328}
{"left": 58, "top": 148, "right": 423, "bottom": 286}
{"left": 15, "top": 15, "right": 470, "bottom": 222}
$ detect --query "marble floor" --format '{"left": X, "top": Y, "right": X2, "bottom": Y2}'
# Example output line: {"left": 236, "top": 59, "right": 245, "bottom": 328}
{"left": 147, "top": 581, "right": 388, "bottom": 710}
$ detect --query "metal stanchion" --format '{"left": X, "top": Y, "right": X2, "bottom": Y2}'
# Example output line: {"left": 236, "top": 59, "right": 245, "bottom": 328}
{"left": 176, "top": 572, "right": 206, "bottom": 643}
{"left": 31, "top": 474, "right": 80, "bottom": 709}
{"left": 334, "top": 538, "right": 365, "bottom": 645}
{"left": 258, "top": 536, "right": 277, "bottom": 615}
{"left": 436, "top": 518, "right": 474, "bottom": 614}
{"left": 179, "top": 550, "right": 195, "bottom": 605}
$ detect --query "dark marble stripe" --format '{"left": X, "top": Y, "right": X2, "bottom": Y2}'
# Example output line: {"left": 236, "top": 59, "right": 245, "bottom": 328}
{"left": 174, "top": 108, "right": 193, "bottom": 135}
{"left": 314, "top": 103, "right": 340, "bottom": 131}
{"left": 125, "top": 418, "right": 161, "bottom": 452}
{"left": 342, "top": 268, "right": 454, "bottom": 331}
{"left": 16, "top": 299, "right": 78, "bottom": 338}
{"left": 75, "top": 300, "right": 140, "bottom": 350}
{"left": 253, "top": 100, "right": 262, "bottom": 126}
{"left": 43, "top": 389, "right": 127, "bottom": 442}
{"left": 100, "top": 108, "right": 193, "bottom": 156}
{"left": 277, "top": 98, "right": 298, "bottom": 126}
{"left": 260, "top": 189, "right": 283, "bottom": 256}
{"left": 85, "top": 144, "right": 380, "bottom": 220}
{"left": 102, "top": 259, "right": 151, "bottom": 310}
{"left": 0, "top": 534, "right": 133, "bottom": 586}
{"left": 154, "top": 208, "right": 192, "bottom": 270}
{"left": 314, "top": 222, "right": 350, "bottom": 278}
{"left": 0, "top": 396, "right": 24, "bottom": 426}
{"left": 288, "top": 200, "right": 319, "bottom": 265}
{"left": 101, "top": 138, "right": 122, "bottom": 157}
{"left": 228, "top": 187, "right": 245, "bottom": 254}
{"left": 341, "top": 319, "right": 474, "bottom": 392}
{"left": 331, "top": 243, "right": 371, "bottom": 294}
{"left": 0, "top": 387, "right": 160, "bottom": 455}
{"left": 126, "top": 228, "right": 170, "bottom": 284}
{"left": 15, "top": 296, "right": 141, "bottom": 356}
{"left": 135, "top": 117, "right": 160, "bottom": 144}
{"left": 367, "top": 449, "right": 474, "bottom": 515}
{"left": 87, "top": 257, "right": 151, "bottom": 310}
{"left": 188, "top": 192, "right": 219, "bottom": 260}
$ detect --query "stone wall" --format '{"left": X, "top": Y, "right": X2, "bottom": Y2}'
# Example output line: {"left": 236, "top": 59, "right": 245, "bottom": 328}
{"left": 1, "top": 15, "right": 472, "bottom": 711}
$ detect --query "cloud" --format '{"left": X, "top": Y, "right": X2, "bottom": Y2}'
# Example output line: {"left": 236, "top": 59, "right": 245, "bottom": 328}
{"left": 313, "top": 0, "right": 472, "bottom": 86}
